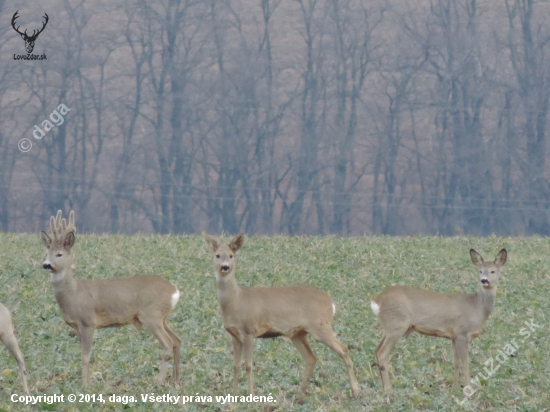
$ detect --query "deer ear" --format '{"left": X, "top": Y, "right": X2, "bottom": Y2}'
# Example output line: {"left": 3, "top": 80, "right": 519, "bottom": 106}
{"left": 64, "top": 232, "right": 75, "bottom": 250}
{"left": 202, "top": 232, "right": 218, "bottom": 252}
{"left": 229, "top": 233, "right": 244, "bottom": 252}
{"left": 494, "top": 248, "right": 507, "bottom": 267}
{"left": 41, "top": 231, "right": 51, "bottom": 247}
{"left": 470, "top": 249, "right": 484, "bottom": 267}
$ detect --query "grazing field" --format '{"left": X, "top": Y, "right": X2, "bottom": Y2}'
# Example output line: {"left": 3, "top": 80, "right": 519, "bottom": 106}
{"left": 0, "top": 234, "right": 548, "bottom": 411}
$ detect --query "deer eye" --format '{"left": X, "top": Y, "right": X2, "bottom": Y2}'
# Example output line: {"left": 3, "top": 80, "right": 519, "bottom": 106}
{"left": 491, "top": 271, "right": 495, "bottom": 274}
{"left": 216, "top": 254, "right": 220, "bottom": 258}
{"left": 56, "top": 253, "right": 62, "bottom": 257}
{"left": 230, "top": 255, "right": 233, "bottom": 258}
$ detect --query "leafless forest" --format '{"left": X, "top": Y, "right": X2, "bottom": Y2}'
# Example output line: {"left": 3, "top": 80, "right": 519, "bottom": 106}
{"left": 2, "top": 0, "right": 550, "bottom": 235}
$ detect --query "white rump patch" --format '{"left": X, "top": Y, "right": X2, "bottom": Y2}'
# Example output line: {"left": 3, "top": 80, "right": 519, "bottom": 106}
{"left": 332, "top": 303, "right": 336, "bottom": 315}
{"left": 171, "top": 289, "right": 180, "bottom": 308}
{"left": 370, "top": 301, "right": 380, "bottom": 316}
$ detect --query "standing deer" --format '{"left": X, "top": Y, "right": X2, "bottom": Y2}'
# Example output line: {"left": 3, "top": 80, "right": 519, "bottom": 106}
{"left": 370, "top": 248, "right": 507, "bottom": 393}
{"left": 203, "top": 232, "right": 360, "bottom": 397}
{"left": 0, "top": 303, "right": 29, "bottom": 394}
{"left": 40, "top": 210, "right": 181, "bottom": 387}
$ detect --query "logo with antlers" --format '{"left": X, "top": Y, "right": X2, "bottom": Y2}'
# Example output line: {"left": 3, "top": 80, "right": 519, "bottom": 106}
{"left": 11, "top": 11, "right": 49, "bottom": 54}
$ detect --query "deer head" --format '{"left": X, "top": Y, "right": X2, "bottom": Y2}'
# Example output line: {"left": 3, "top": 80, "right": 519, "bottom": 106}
{"left": 203, "top": 232, "right": 243, "bottom": 277}
{"left": 12, "top": 11, "right": 49, "bottom": 54}
{"left": 470, "top": 248, "right": 507, "bottom": 291}
{"left": 41, "top": 210, "right": 76, "bottom": 275}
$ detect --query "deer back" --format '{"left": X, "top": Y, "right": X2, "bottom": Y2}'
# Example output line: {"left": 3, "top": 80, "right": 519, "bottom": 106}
{"left": 225, "top": 285, "right": 333, "bottom": 337}
{"left": 62, "top": 275, "right": 178, "bottom": 329}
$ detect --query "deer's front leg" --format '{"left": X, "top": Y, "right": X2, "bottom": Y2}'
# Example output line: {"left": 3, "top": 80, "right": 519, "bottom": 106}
{"left": 231, "top": 335, "right": 243, "bottom": 394}
{"left": 243, "top": 334, "right": 255, "bottom": 395}
{"left": 452, "top": 339, "right": 460, "bottom": 390}
{"left": 455, "top": 335, "right": 470, "bottom": 389}
{"left": 79, "top": 326, "right": 95, "bottom": 387}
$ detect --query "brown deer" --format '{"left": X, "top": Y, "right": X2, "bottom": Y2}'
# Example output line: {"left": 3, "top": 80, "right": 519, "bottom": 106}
{"left": 370, "top": 248, "right": 507, "bottom": 393}
{"left": 40, "top": 210, "right": 181, "bottom": 387}
{"left": 203, "top": 232, "right": 360, "bottom": 397}
{"left": 0, "top": 303, "right": 29, "bottom": 394}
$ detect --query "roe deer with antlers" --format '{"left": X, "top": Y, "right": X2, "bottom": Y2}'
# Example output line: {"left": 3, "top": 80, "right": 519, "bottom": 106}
{"left": 41, "top": 210, "right": 181, "bottom": 387}
{"left": 203, "top": 232, "right": 360, "bottom": 397}
{"left": 370, "top": 248, "right": 507, "bottom": 393}
{"left": 0, "top": 303, "right": 29, "bottom": 394}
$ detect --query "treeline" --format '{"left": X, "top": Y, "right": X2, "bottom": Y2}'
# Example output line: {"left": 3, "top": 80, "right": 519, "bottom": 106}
{"left": 1, "top": 0, "right": 550, "bottom": 235}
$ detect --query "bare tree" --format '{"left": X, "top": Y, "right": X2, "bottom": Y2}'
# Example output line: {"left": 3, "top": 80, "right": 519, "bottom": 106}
{"left": 505, "top": 0, "right": 550, "bottom": 234}
{"left": 328, "top": 0, "right": 382, "bottom": 234}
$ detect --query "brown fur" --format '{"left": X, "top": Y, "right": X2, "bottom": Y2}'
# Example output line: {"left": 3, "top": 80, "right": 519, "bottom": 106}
{"left": 41, "top": 210, "right": 181, "bottom": 387}
{"left": 203, "top": 232, "right": 360, "bottom": 397}
{"left": 0, "top": 303, "right": 29, "bottom": 394}
{"left": 371, "top": 248, "right": 507, "bottom": 393}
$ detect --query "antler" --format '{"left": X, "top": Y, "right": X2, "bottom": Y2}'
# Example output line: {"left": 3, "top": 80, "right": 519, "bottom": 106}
{"left": 49, "top": 210, "right": 76, "bottom": 242}
{"left": 11, "top": 11, "right": 49, "bottom": 40}
{"left": 11, "top": 11, "right": 24, "bottom": 36}
{"left": 28, "top": 13, "right": 49, "bottom": 40}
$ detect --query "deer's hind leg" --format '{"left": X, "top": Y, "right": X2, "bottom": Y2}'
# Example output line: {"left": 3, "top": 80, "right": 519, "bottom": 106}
{"left": 310, "top": 327, "right": 360, "bottom": 397}
{"left": 0, "top": 329, "right": 29, "bottom": 394}
{"left": 141, "top": 315, "right": 174, "bottom": 386}
{"left": 289, "top": 331, "right": 317, "bottom": 394}
{"left": 164, "top": 321, "right": 181, "bottom": 383}
{"left": 374, "top": 308, "right": 410, "bottom": 393}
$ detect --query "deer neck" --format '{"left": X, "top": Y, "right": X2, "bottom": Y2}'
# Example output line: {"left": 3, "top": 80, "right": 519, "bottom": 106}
{"left": 476, "top": 286, "right": 497, "bottom": 320}
{"left": 216, "top": 270, "right": 241, "bottom": 308}
{"left": 51, "top": 265, "right": 77, "bottom": 300}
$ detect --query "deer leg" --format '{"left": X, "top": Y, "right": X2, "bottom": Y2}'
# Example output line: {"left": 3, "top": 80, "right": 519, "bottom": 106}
{"left": 1, "top": 330, "right": 29, "bottom": 394}
{"left": 374, "top": 335, "right": 386, "bottom": 357}
{"left": 143, "top": 319, "right": 174, "bottom": 386}
{"left": 231, "top": 335, "right": 243, "bottom": 394}
{"left": 243, "top": 334, "right": 255, "bottom": 395}
{"left": 454, "top": 335, "right": 470, "bottom": 389}
{"left": 313, "top": 329, "right": 360, "bottom": 397}
{"left": 374, "top": 335, "right": 386, "bottom": 389}
{"left": 374, "top": 332, "right": 401, "bottom": 393}
{"left": 164, "top": 321, "right": 181, "bottom": 384}
{"left": 289, "top": 332, "right": 317, "bottom": 394}
{"left": 79, "top": 326, "right": 95, "bottom": 387}
{"left": 452, "top": 339, "right": 460, "bottom": 390}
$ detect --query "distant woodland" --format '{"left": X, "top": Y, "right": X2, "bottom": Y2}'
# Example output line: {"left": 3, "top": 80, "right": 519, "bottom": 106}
{"left": 2, "top": 0, "right": 550, "bottom": 235}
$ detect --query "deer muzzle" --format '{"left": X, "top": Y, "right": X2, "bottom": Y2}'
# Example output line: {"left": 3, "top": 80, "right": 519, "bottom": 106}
{"left": 43, "top": 263, "right": 53, "bottom": 271}
{"left": 220, "top": 264, "right": 230, "bottom": 273}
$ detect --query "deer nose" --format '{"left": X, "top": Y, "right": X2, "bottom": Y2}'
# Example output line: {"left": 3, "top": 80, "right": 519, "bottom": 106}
{"left": 481, "top": 278, "right": 489, "bottom": 285}
{"left": 221, "top": 265, "right": 230, "bottom": 272}
{"left": 43, "top": 263, "right": 52, "bottom": 270}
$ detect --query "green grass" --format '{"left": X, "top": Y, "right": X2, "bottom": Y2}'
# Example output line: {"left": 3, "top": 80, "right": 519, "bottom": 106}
{"left": 0, "top": 234, "right": 548, "bottom": 411}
